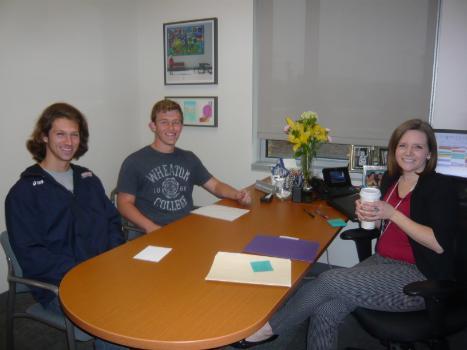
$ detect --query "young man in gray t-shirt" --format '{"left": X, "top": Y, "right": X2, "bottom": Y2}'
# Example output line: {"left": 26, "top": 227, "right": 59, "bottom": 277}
{"left": 116, "top": 99, "right": 251, "bottom": 234}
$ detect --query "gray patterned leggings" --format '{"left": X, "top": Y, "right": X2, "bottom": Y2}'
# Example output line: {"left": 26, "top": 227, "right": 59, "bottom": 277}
{"left": 269, "top": 254, "right": 426, "bottom": 350}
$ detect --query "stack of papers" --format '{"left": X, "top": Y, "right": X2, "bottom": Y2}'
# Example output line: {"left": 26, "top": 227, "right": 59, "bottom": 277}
{"left": 191, "top": 204, "right": 249, "bottom": 221}
{"left": 206, "top": 251, "right": 291, "bottom": 287}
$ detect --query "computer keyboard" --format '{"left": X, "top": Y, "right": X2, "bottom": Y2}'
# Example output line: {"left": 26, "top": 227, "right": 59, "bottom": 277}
{"left": 327, "top": 192, "right": 359, "bottom": 221}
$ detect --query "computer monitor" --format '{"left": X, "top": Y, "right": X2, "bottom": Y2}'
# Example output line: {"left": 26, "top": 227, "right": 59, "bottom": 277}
{"left": 322, "top": 167, "right": 352, "bottom": 187}
{"left": 434, "top": 129, "right": 467, "bottom": 179}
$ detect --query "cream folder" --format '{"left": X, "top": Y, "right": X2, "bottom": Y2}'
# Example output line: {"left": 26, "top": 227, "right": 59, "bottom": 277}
{"left": 206, "top": 252, "right": 291, "bottom": 287}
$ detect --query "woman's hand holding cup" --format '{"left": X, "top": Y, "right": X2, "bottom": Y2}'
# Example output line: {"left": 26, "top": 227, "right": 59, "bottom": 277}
{"left": 356, "top": 191, "right": 397, "bottom": 229}
{"left": 357, "top": 187, "right": 381, "bottom": 229}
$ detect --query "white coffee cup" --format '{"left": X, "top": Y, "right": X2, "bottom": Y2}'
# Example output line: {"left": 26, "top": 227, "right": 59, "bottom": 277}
{"left": 359, "top": 187, "right": 381, "bottom": 230}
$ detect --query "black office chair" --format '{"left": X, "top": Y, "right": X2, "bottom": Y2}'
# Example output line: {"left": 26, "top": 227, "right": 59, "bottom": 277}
{"left": 340, "top": 176, "right": 467, "bottom": 350}
{"left": 110, "top": 188, "right": 145, "bottom": 240}
{"left": 0, "top": 230, "right": 93, "bottom": 350}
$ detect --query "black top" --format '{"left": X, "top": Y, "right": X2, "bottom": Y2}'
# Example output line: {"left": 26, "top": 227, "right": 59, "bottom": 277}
{"left": 380, "top": 171, "right": 458, "bottom": 280}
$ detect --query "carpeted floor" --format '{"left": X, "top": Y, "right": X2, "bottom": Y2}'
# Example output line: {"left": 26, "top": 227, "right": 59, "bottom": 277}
{"left": 1, "top": 267, "right": 466, "bottom": 350}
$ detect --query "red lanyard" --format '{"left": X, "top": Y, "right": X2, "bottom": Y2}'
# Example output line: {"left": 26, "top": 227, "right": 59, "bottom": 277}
{"left": 380, "top": 178, "right": 414, "bottom": 235}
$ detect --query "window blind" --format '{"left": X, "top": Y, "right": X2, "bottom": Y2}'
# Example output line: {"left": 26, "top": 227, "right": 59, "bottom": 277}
{"left": 255, "top": 0, "right": 438, "bottom": 146}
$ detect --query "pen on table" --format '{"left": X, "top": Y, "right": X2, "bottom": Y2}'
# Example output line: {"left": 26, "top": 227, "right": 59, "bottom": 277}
{"left": 315, "top": 209, "right": 329, "bottom": 220}
{"left": 303, "top": 208, "right": 315, "bottom": 218}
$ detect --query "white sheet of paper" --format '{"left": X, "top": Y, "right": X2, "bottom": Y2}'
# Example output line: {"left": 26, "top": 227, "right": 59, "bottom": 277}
{"left": 206, "top": 251, "right": 291, "bottom": 287}
{"left": 133, "top": 246, "right": 172, "bottom": 263}
{"left": 191, "top": 204, "right": 249, "bottom": 222}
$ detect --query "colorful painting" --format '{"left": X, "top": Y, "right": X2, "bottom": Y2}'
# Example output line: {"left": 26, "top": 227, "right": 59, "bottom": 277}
{"left": 167, "top": 25, "right": 204, "bottom": 56}
{"left": 165, "top": 96, "right": 218, "bottom": 127}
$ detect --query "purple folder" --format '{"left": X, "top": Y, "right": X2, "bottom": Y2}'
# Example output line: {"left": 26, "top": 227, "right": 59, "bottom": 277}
{"left": 243, "top": 235, "right": 320, "bottom": 263}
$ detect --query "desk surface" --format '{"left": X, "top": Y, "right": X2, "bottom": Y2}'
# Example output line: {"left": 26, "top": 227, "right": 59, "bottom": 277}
{"left": 60, "top": 189, "right": 346, "bottom": 350}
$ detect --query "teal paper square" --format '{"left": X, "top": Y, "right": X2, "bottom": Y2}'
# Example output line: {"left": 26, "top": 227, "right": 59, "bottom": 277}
{"left": 327, "top": 218, "right": 347, "bottom": 227}
{"left": 250, "top": 260, "right": 274, "bottom": 272}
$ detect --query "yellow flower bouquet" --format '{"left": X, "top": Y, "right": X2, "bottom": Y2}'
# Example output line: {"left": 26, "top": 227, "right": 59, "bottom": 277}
{"left": 284, "top": 111, "right": 330, "bottom": 189}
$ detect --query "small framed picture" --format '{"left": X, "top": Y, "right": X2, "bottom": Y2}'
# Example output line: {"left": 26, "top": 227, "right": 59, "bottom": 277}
{"left": 349, "top": 145, "right": 372, "bottom": 170}
{"left": 165, "top": 96, "right": 218, "bottom": 127}
{"left": 163, "top": 18, "right": 218, "bottom": 85}
{"left": 379, "top": 147, "right": 389, "bottom": 166}
{"left": 362, "top": 165, "right": 386, "bottom": 188}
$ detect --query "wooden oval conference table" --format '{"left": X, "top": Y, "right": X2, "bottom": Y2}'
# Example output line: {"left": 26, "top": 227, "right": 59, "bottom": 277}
{"left": 60, "top": 188, "right": 347, "bottom": 349}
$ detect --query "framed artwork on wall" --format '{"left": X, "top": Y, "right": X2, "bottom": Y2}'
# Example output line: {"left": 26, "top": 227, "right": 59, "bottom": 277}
{"left": 163, "top": 18, "right": 218, "bottom": 85}
{"left": 165, "top": 96, "right": 218, "bottom": 127}
{"left": 362, "top": 165, "right": 386, "bottom": 188}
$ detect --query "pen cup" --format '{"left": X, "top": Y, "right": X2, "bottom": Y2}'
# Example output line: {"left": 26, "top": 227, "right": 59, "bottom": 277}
{"left": 359, "top": 187, "right": 381, "bottom": 230}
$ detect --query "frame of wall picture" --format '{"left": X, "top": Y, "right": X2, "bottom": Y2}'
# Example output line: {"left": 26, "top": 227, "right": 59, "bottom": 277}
{"left": 163, "top": 18, "right": 218, "bottom": 85}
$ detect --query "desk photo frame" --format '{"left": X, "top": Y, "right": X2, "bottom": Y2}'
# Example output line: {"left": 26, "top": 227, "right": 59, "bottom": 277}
{"left": 378, "top": 147, "right": 389, "bottom": 166}
{"left": 362, "top": 165, "right": 386, "bottom": 188}
{"left": 163, "top": 18, "right": 218, "bottom": 85}
{"left": 349, "top": 145, "right": 372, "bottom": 170}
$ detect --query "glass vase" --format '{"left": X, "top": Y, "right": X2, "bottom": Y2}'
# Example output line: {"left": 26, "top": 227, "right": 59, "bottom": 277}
{"left": 301, "top": 152, "right": 313, "bottom": 191}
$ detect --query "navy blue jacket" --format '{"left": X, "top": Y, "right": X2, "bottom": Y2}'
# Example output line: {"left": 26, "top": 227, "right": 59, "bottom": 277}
{"left": 5, "top": 164, "right": 124, "bottom": 306}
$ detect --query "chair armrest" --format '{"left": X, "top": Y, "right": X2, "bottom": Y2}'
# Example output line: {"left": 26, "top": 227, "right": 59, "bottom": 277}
{"left": 404, "top": 280, "right": 467, "bottom": 332}
{"left": 403, "top": 280, "right": 464, "bottom": 299}
{"left": 9, "top": 275, "right": 59, "bottom": 295}
{"left": 340, "top": 228, "right": 380, "bottom": 241}
{"left": 122, "top": 222, "right": 145, "bottom": 234}
{"left": 340, "top": 228, "right": 380, "bottom": 262}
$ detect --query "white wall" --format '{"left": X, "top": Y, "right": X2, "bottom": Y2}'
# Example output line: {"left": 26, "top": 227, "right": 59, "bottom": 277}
{"left": 0, "top": 0, "right": 141, "bottom": 293}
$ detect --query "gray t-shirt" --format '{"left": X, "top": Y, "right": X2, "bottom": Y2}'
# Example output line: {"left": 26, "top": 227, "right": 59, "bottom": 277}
{"left": 117, "top": 146, "right": 212, "bottom": 226}
{"left": 44, "top": 168, "right": 74, "bottom": 193}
